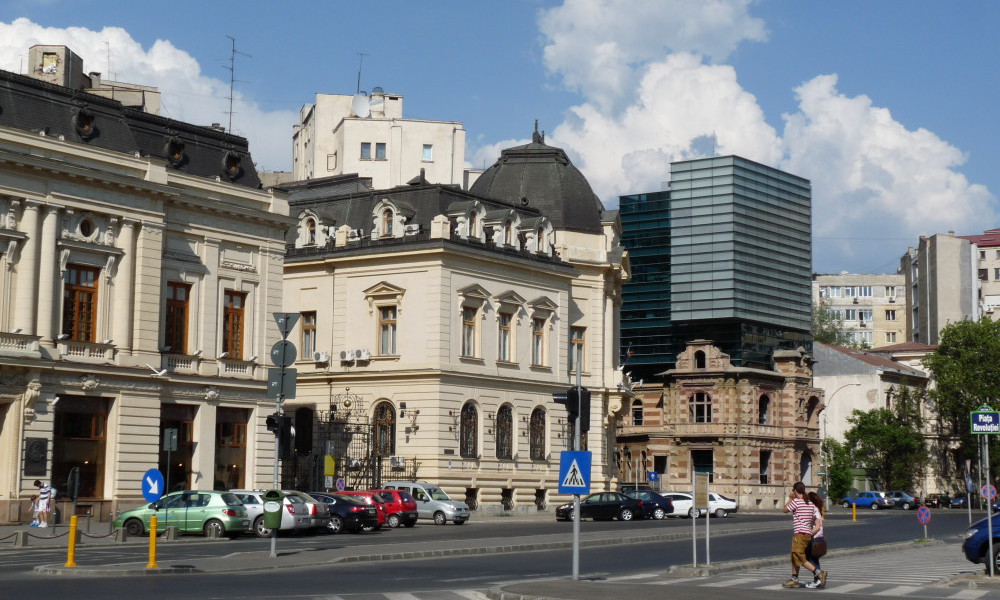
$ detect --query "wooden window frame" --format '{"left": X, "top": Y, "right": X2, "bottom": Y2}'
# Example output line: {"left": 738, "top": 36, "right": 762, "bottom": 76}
{"left": 301, "top": 311, "right": 317, "bottom": 357}
{"left": 62, "top": 264, "right": 100, "bottom": 342}
{"left": 222, "top": 290, "right": 247, "bottom": 360}
{"left": 165, "top": 281, "right": 191, "bottom": 354}
{"left": 378, "top": 305, "right": 398, "bottom": 356}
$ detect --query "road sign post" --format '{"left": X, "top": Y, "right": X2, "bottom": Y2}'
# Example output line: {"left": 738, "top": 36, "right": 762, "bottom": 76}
{"left": 971, "top": 406, "right": 998, "bottom": 577}
{"left": 268, "top": 312, "right": 300, "bottom": 559}
{"left": 917, "top": 505, "right": 931, "bottom": 539}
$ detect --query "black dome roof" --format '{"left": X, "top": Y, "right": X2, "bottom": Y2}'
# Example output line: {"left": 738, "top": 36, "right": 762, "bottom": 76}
{"left": 470, "top": 128, "right": 604, "bottom": 233}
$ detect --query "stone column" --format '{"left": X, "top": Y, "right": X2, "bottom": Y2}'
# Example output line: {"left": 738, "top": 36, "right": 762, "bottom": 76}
{"left": 132, "top": 222, "right": 164, "bottom": 354}
{"left": 36, "top": 205, "right": 61, "bottom": 342}
{"left": 12, "top": 200, "right": 41, "bottom": 334}
{"left": 112, "top": 219, "right": 137, "bottom": 351}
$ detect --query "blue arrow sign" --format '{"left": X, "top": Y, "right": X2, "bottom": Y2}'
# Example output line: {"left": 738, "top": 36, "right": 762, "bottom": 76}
{"left": 558, "top": 451, "right": 592, "bottom": 495}
{"left": 142, "top": 468, "right": 165, "bottom": 503}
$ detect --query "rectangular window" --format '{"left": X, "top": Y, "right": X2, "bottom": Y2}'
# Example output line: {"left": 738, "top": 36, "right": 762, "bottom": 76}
{"left": 301, "top": 311, "right": 317, "bottom": 357}
{"left": 691, "top": 392, "right": 712, "bottom": 423}
{"left": 857, "top": 286, "right": 873, "bottom": 297}
{"left": 885, "top": 309, "right": 897, "bottom": 321}
{"left": 691, "top": 449, "right": 714, "bottom": 483}
{"left": 980, "top": 268, "right": 989, "bottom": 281}
{"left": 844, "top": 309, "right": 857, "bottom": 321}
{"left": 62, "top": 264, "right": 100, "bottom": 342}
{"left": 827, "top": 286, "right": 842, "bottom": 298}
{"left": 360, "top": 142, "right": 372, "bottom": 159}
{"left": 759, "top": 450, "right": 772, "bottom": 484}
{"left": 859, "top": 309, "right": 873, "bottom": 321}
{"left": 569, "top": 327, "right": 585, "bottom": 373}
{"left": 885, "top": 286, "right": 897, "bottom": 298}
{"left": 160, "top": 403, "right": 196, "bottom": 491}
{"left": 222, "top": 291, "right": 246, "bottom": 360}
{"left": 498, "top": 312, "right": 512, "bottom": 362}
{"left": 214, "top": 407, "right": 248, "bottom": 490}
{"left": 379, "top": 306, "right": 397, "bottom": 355}
{"left": 422, "top": 144, "right": 433, "bottom": 162}
{"left": 53, "top": 397, "right": 108, "bottom": 498}
{"left": 981, "top": 250, "right": 987, "bottom": 260}
{"left": 844, "top": 286, "right": 856, "bottom": 297}
{"left": 326, "top": 152, "right": 337, "bottom": 171}
{"left": 375, "top": 142, "right": 386, "bottom": 160}
{"left": 165, "top": 282, "right": 191, "bottom": 354}
{"left": 531, "top": 317, "right": 545, "bottom": 366}
{"left": 886, "top": 331, "right": 898, "bottom": 343}
{"left": 461, "top": 307, "right": 477, "bottom": 357}
{"left": 995, "top": 268, "right": 1000, "bottom": 281}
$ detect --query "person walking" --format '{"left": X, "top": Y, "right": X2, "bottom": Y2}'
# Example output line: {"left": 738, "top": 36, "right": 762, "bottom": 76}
{"left": 33, "top": 480, "right": 51, "bottom": 528}
{"left": 804, "top": 491, "right": 828, "bottom": 588}
{"left": 782, "top": 481, "right": 826, "bottom": 588}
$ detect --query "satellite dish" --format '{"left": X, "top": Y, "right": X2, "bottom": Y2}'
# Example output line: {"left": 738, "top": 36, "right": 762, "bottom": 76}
{"left": 351, "top": 93, "right": 371, "bottom": 118}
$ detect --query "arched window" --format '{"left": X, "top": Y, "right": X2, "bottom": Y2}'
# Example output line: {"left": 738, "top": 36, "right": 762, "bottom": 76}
{"left": 373, "top": 401, "right": 396, "bottom": 457}
{"left": 382, "top": 208, "right": 394, "bottom": 237}
{"left": 306, "top": 218, "right": 316, "bottom": 245}
{"left": 631, "top": 399, "right": 643, "bottom": 426}
{"left": 758, "top": 394, "right": 771, "bottom": 425}
{"left": 529, "top": 407, "right": 546, "bottom": 460}
{"left": 504, "top": 220, "right": 513, "bottom": 245}
{"left": 805, "top": 396, "right": 821, "bottom": 427}
{"left": 536, "top": 228, "right": 545, "bottom": 252}
{"left": 460, "top": 402, "right": 478, "bottom": 458}
{"left": 694, "top": 350, "right": 706, "bottom": 369}
{"left": 800, "top": 450, "right": 813, "bottom": 484}
{"left": 468, "top": 211, "right": 478, "bottom": 239}
{"left": 690, "top": 392, "right": 712, "bottom": 423}
{"left": 496, "top": 405, "right": 513, "bottom": 460}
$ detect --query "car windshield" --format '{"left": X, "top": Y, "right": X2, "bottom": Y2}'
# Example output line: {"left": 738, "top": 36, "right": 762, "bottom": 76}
{"left": 397, "top": 491, "right": 414, "bottom": 502}
{"left": 427, "top": 486, "right": 451, "bottom": 501}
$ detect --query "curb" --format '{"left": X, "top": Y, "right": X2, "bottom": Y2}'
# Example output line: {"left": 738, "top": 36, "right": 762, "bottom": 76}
{"left": 34, "top": 564, "right": 198, "bottom": 576}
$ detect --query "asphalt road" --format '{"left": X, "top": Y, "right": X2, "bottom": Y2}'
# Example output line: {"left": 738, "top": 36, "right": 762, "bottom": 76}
{"left": 0, "top": 508, "right": 984, "bottom": 600}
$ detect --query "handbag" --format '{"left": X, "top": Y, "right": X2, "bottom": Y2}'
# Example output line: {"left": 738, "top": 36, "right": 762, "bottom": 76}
{"left": 810, "top": 538, "right": 828, "bottom": 558}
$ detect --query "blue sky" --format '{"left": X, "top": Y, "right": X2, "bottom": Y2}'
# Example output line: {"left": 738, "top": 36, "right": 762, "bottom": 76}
{"left": 0, "top": 0, "right": 996, "bottom": 275}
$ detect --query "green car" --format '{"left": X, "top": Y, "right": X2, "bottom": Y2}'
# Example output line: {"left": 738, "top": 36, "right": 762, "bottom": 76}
{"left": 114, "top": 490, "right": 250, "bottom": 538}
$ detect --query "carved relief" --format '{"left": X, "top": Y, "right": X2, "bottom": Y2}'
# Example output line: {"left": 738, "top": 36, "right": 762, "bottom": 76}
{"left": 80, "top": 374, "right": 100, "bottom": 391}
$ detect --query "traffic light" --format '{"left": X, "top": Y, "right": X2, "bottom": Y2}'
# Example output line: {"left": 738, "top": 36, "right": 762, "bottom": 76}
{"left": 278, "top": 416, "right": 294, "bottom": 460}
{"left": 552, "top": 391, "right": 578, "bottom": 423}
{"left": 265, "top": 413, "right": 280, "bottom": 434}
{"left": 568, "top": 387, "right": 592, "bottom": 433}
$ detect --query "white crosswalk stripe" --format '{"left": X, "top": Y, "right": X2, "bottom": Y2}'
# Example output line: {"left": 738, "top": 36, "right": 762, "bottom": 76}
{"left": 703, "top": 577, "right": 759, "bottom": 587}
{"left": 823, "top": 583, "right": 873, "bottom": 594}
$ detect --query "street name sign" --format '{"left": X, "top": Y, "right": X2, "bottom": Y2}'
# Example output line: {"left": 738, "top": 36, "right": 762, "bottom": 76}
{"left": 972, "top": 409, "right": 1000, "bottom": 434}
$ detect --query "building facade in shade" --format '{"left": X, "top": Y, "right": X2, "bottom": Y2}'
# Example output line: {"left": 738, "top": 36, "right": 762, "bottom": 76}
{"left": 278, "top": 130, "right": 630, "bottom": 513}
{"left": 812, "top": 273, "right": 906, "bottom": 348}
{"left": 0, "top": 53, "right": 291, "bottom": 524}
{"left": 620, "top": 156, "right": 812, "bottom": 379}
{"left": 618, "top": 340, "right": 824, "bottom": 510}
{"left": 292, "top": 89, "right": 470, "bottom": 190}
{"left": 900, "top": 232, "right": 979, "bottom": 345}
{"left": 959, "top": 228, "right": 1000, "bottom": 316}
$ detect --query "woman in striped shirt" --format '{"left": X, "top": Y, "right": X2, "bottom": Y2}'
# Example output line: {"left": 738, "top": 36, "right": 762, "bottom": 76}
{"left": 781, "top": 481, "right": 826, "bottom": 588}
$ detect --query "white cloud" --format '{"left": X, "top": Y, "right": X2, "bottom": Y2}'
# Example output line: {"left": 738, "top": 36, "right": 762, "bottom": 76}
{"left": 0, "top": 18, "right": 295, "bottom": 171}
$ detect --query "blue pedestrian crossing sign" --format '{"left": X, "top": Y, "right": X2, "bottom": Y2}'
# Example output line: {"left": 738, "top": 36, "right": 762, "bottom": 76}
{"left": 558, "top": 451, "right": 592, "bottom": 495}
{"left": 142, "top": 468, "right": 165, "bottom": 503}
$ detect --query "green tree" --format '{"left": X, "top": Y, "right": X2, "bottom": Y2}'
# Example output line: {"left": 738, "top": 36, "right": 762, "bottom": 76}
{"left": 923, "top": 317, "right": 1000, "bottom": 472}
{"left": 812, "top": 300, "right": 856, "bottom": 347}
{"left": 844, "top": 386, "right": 927, "bottom": 489}
{"left": 822, "top": 438, "right": 853, "bottom": 501}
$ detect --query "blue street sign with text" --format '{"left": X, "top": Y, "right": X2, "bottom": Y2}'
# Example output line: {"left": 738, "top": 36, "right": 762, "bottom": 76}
{"left": 972, "top": 410, "right": 1000, "bottom": 434}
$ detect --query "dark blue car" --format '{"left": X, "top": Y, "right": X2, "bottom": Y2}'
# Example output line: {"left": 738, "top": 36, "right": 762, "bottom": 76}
{"left": 963, "top": 513, "right": 1000, "bottom": 572}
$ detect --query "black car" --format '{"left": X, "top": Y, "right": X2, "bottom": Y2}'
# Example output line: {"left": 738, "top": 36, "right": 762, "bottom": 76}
{"left": 309, "top": 492, "right": 380, "bottom": 533}
{"left": 624, "top": 490, "right": 674, "bottom": 519}
{"left": 555, "top": 491, "right": 643, "bottom": 522}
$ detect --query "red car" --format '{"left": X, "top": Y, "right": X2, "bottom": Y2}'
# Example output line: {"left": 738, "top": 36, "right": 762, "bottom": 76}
{"left": 338, "top": 491, "right": 387, "bottom": 531}
{"left": 372, "top": 489, "right": 419, "bottom": 528}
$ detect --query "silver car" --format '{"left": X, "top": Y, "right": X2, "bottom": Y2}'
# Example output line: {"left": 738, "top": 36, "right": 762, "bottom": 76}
{"left": 283, "top": 490, "right": 331, "bottom": 530}
{"left": 230, "top": 489, "right": 311, "bottom": 537}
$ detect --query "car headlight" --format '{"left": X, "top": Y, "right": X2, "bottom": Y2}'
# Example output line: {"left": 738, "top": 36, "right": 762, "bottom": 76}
{"left": 965, "top": 528, "right": 979, "bottom": 539}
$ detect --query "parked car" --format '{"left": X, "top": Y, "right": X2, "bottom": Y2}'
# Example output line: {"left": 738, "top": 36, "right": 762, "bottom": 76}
{"left": 963, "top": 512, "right": 1000, "bottom": 572}
{"left": 114, "top": 490, "right": 250, "bottom": 538}
{"left": 618, "top": 484, "right": 654, "bottom": 494}
{"left": 924, "top": 493, "right": 951, "bottom": 508}
{"left": 282, "top": 490, "right": 331, "bottom": 531}
{"left": 309, "top": 492, "right": 380, "bottom": 533}
{"left": 840, "top": 491, "right": 891, "bottom": 509}
{"left": 383, "top": 481, "right": 471, "bottom": 525}
{"left": 886, "top": 490, "right": 921, "bottom": 510}
{"left": 624, "top": 490, "right": 673, "bottom": 520}
{"left": 230, "top": 489, "right": 311, "bottom": 537}
{"left": 555, "top": 491, "right": 644, "bottom": 521}
{"left": 952, "top": 496, "right": 970, "bottom": 509}
{"left": 372, "top": 488, "right": 419, "bottom": 527}
{"left": 706, "top": 492, "right": 739, "bottom": 518}
{"left": 338, "top": 490, "right": 387, "bottom": 531}
{"left": 660, "top": 492, "right": 702, "bottom": 518}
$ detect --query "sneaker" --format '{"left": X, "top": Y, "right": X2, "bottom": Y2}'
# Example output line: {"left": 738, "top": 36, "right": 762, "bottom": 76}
{"left": 782, "top": 577, "right": 800, "bottom": 588}
{"left": 38, "top": 523, "right": 47, "bottom": 528}
{"left": 28, "top": 522, "right": 38, "bottom": 527}
{"left": 804, "top": 580, "right": 820, "bottom": 589}
{"left": 817, "top": 570, "right": 827, "bottom": 588}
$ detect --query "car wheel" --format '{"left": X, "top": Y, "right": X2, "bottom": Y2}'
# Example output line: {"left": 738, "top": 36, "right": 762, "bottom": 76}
{"left": 433, "top": 511, "right": 447, "bottom": 525}
{"left": 618, "top": 508, "right": 634, "bottom": 521}
{"left": 653, "top": 507, "right": 666, "bottom": 520}
{"left": 253, "top": 516, "right": 273, "bottom": 538}
{"left": 327, "top": 516, "right": 343, "bottom": 534}
{"left": 990, "top": 545, "right": 1000, "bottom": 575}
{"left": 387, "top": 514, "right": 401, "bottom": 528}
{"left": 842, "top": 500, "right": 851, "bottom": 509}
{"left": 714, "top": 508, "right": 727, "bottom": 518}
{"left": 871, "top": 502, "right": 880, "bottom": 510}
{"left": 688, "top": 507, "right": 699, "bottom": 519}
{"left": 123, "top": 518, "right": 144, "bottom": 537}
{"left": 203, "top": 519, "right": 225, "bottom": 538}
{"left": 562, "top": 509, "right": 575, "bottom": 521}
{"left": 902, "top": 502, "right": 912, "bottom": 510}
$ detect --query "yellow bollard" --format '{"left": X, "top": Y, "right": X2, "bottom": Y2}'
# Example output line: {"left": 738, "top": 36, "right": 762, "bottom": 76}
{"left": 147, "top": 514, "right": 158, "bottom": 569}
{"left": 852, "top": 502, "right": 857, "bottom": 522}
{"left": 64, "top": 515, "right": 78, "bottom": 567}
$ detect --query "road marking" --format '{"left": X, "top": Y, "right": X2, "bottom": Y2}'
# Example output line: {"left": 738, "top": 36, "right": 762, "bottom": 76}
{"left": 875, "top": 586, "right": 924, "bottom": 596}
{"left": 704, "top": 577, "right": 758, "bottom": 587}
{"left": 384, "top": 593, "right": 422, "bottom": 600}
{"left": 823, "top": 583, "right": 873, "bottom": 594}
{"left": 451, "top": 591, "right": 491, "bottom": 599}
{"left": 947, "top": 591, "right": 990, "bottom": 600}
{"left": 650, "top": 577, "right": 705, "bottom": 585}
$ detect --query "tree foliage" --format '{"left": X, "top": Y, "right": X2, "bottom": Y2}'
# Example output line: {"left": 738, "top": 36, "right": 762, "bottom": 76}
{"left": 924, "top": 318, "right": 1000, "bottom": 468}
{"left": 812, "top": 301, "right": 859, "bottom": 347}
{"left": 822, "top": 437, "right": 853, "bottom": 501}
{"left": 844, "top": 386, "right": 927, "bottom": 490}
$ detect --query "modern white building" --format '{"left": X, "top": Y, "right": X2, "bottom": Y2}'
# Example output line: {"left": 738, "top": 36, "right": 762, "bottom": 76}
{"left": 292, "top": 89, "right": 468, "bottom": 190}
{"left": 901, "top": 232, "right": 979, "bottom": 345}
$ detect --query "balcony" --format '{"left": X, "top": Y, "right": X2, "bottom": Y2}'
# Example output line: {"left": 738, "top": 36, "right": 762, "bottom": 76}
{"left": 0, "top": 332, "right": 42, "bottom": 357}
{"left": 218, "top": 357, "right": 256, "bottom": 377}
{"left": 59, "top": 340, "right": 116, "bottom": 362}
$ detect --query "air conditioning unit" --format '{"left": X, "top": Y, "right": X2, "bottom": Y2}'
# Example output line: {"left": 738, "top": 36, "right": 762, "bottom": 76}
{"left": 348, "top": 228, "right": 364, "bottom": 241}
{"left": 852, "top": 297, "right": 859, "bottom": 304}
{"left": 339, "top": 350, "right": 354, "bottom": 362}
{"left": 404, "top": 223, "right": 421, "bottom": 235}
{"left": 356, "top": 348, "right": 372, "bottom": 360}
{"left": 888, "top": 297, "right": 896, "bottom": 303}
{"left": 313, "top": 351, "right": 329, "bottom": 363}
{"left": 859, "top": 321, "right": 866, "bottom": 328}
{"left": 389, "top": 455, "right": 406, "bottom": 468}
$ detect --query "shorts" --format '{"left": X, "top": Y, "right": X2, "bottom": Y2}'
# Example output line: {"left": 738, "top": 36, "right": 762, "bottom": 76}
{"left": 36, "top": 500, "right": 49, "bottom": 513}
{"left": 791, "top": 533, "right": 812, "bottom": 568}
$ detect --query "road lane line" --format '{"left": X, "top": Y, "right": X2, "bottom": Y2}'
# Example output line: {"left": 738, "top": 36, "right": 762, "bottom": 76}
{"left": 875, "top": 586, "right": 924, "bottom": 596}
{"left": 821, "top": 583, "right": 872, "bottom": 594}
{"left": 703, "top": 577, "right": 758, "bottom": 587}
{"left": 947, "top": 591, "right": 990, "bottom": 600}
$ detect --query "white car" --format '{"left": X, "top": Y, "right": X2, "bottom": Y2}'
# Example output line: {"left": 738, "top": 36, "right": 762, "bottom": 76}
{"left": 661, "top": 491, "right": 739, "bottom": 518}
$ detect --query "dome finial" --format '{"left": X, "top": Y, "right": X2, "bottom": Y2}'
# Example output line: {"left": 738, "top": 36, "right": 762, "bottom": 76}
{"left": 532, "top": 119, "right": 542, "bottom": 143}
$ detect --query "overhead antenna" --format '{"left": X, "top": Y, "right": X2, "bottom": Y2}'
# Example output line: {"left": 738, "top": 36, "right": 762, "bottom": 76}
{"left": 356, "top": 52, "right": 369, "bottom": 95}
{"left": 224, "top": 35, "right": 252, "bottom": 133}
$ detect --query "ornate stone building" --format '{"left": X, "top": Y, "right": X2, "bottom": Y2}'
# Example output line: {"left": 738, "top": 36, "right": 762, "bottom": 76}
{"left": 616, "top": 340, "right": 824, "bottom": 509}
{"left": 0, "top": 53, "right": 291, "bottom": 523}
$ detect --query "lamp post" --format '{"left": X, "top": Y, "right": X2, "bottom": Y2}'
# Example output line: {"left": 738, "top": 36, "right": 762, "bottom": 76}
{"left": 822, "top": 382, "right": 862, "bottom": 510}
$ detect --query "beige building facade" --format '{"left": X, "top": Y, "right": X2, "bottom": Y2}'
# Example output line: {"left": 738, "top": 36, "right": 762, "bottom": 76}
{"left": 0, "top": 59, "right": 291, "bottom": 523}
{"left": 812, "top": 273, "right": 906, "bottom": 348}
{"left": 901, "top": 232, "right": 979, "bottom": 345}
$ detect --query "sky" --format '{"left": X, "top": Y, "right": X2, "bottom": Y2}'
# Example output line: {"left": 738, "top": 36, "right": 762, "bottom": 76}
{"left": 0, "top": 0, "right": 997, "bottom": 275}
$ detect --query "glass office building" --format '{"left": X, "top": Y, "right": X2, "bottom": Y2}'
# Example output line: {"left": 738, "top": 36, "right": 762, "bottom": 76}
{"left": 620, "top": 156, "right": 812, "bottom": 376}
